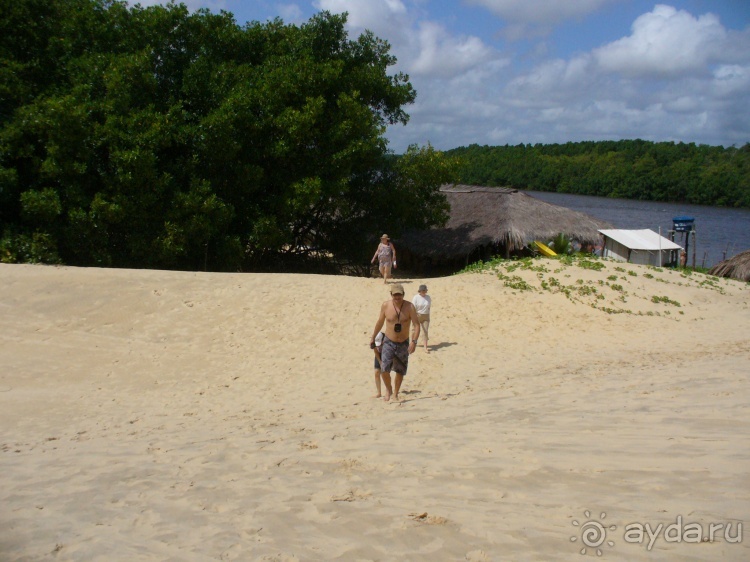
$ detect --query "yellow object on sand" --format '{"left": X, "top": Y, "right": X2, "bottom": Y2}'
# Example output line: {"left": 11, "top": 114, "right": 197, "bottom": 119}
{"left": 534, "top": 241, "right": 557, "bottom": 256}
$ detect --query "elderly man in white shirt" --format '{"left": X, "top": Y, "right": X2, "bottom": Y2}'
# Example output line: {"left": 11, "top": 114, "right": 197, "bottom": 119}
{"left": 411, "top": 284, "right": 432, "bottom": 353}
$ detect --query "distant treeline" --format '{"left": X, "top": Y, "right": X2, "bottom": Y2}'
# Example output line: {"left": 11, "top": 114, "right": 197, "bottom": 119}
{"left": 447, "top": 140, "right": 750, "bottom": 208}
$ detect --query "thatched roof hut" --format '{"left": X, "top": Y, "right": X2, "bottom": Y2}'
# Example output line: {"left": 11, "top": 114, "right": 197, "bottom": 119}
{"left": 708, "top": 250, "right": 750, "bottom": 281}
{"left": 398, "top": 185, "right": 613, "bottom": 272}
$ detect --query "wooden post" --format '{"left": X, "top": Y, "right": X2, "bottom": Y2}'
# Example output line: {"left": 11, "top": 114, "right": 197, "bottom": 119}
{"left": 692, "top": 230, "right": 696, "bottom": 270}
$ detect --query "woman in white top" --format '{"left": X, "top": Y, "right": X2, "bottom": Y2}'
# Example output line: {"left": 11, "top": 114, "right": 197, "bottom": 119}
{"left": 412, "top": 284, "right": 431, "bottom": 352}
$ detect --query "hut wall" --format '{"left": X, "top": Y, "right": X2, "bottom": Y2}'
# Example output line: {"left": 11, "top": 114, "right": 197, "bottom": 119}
{"left": 629, "top": 249, "right": 672, "bottom": 267}
{"left": 602, "top": 239, "right": 629, "bottom": 262}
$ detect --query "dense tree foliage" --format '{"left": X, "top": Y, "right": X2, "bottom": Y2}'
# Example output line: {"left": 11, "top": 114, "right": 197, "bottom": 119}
{"left": 448, "top": 140, "right": 750, "bottom": 208}
{"left": 0, "top": 0, "right": 456, "bottom": 270}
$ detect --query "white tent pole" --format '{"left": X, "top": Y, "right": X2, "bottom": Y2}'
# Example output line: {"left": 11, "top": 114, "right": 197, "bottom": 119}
{"left": 658, "top": 227, "right": 662, "bottom": 267}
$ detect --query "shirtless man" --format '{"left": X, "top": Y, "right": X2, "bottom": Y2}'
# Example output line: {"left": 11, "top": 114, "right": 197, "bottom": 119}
{"left": 370, "top": 283, "right": 419, "bottom": 402}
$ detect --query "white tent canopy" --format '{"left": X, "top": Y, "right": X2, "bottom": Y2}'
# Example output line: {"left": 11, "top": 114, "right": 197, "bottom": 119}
{"left": 598, "top": 229, "right": 682, "bottom": 250}
{"left": 598, "top": 229, "right": 683, "bottom": 266}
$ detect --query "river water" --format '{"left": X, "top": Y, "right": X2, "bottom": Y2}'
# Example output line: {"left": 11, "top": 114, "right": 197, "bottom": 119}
{"left": 525, "top": 190, "right": 750, "bottom": 268}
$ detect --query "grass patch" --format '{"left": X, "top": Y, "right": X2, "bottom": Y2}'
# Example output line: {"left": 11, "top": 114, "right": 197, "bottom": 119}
{"left": 458, "top": 254, "right": 738, "bottom": 318}
{"left": 651, "top": 295, "right": 681, "bottom": 307}
{"left": 497, "top": 272, "right": 535, "bottom": 291}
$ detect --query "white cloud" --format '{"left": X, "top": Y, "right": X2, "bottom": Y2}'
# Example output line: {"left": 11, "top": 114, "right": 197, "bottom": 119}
{"left": 278, "top": 4, "right": 305, "bottom": 22}
{"left": 313, "top": 0, "right": 415, "bottom": 55}
{"left": 712, "top": 64, "right": 750, "bottom": 97}
{"left": 410, "top": 22, "right": 497, "bottom": 77}
{"left": 315, "top": 0, "right": 407, "bottom": 35}
{"left": 387, "top": 3, "right": 750, "bottom": 151}
{"left": 504, "top": 55, "right": 598, "bottom": 107}
{"left": 314, "top": 0, "right": 501, "bottom": 81}
{"left": 593, "top": 5, "right": 731, "bottom": 77}
{"left": 664, "top": 95, "right": 701, "bottom": 113}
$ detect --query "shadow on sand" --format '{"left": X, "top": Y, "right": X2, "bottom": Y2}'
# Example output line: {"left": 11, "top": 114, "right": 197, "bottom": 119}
{"left": 427, "top": 342, "right": 456, "bottom": 352}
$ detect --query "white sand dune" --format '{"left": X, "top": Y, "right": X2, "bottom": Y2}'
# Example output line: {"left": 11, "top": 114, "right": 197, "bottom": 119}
{"left": 1, "top": 261, "right": 748, "bottom": 561}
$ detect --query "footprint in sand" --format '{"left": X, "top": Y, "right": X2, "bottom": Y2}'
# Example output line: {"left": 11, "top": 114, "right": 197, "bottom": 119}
{"left": 465, "top": 550, "right": 491, "bottom": 561}
{"left": 408, "top": 512, "right": 449, "bottom": 525}
{"left": 330, "top": 489, "right": 371, "bottom": 502}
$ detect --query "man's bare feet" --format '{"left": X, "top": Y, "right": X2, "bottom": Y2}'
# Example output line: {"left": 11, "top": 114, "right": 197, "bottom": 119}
{"left": 383, "top": 390, "right": 391, "bottom": 402}
{"left": 373, "top": 393, "right": 382, "bottom": 398}
{"left": 392, "top": 393, "right": 400, "bottom": 402}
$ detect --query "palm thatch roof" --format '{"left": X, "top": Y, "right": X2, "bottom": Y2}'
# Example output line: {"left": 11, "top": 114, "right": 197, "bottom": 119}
{"left": 400, "top": 185, "right": 614, "bottom": 260}
{"left": 708, "top": 250, "right": 750, "bottom": 281}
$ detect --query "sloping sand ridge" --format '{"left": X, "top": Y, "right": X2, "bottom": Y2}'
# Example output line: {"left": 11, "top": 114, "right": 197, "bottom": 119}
{"left": 1, "top": 261, "right": 748, "bottom": 561}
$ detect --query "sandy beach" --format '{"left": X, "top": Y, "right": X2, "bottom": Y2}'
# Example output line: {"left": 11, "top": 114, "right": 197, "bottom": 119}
{"left": 1, "top": 260, "right": 748, "bottom": 561}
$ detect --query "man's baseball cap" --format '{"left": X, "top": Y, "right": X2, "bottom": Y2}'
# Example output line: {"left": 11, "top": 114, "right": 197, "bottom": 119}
{"left": 390, "top": 283, "right": 405, "bottom": 295}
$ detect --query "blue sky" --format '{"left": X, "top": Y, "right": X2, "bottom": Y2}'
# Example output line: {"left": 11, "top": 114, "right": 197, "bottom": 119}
{"left": 138, "top": 0, "right": 750, "bottom": 153}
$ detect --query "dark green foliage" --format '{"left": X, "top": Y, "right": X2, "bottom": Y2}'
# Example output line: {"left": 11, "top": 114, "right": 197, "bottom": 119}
{"left": 550, "top": 233, "right": 571, "bottom": 255}
{"left": 449, "top": 140, "right": 750, "bottom": 208}
{"left": 1, "top": 1, "right": 454, "bottom": 270}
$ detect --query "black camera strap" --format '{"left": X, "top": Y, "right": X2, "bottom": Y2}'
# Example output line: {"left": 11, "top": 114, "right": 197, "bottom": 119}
{"left": 393, "top": 300, "right": 404, "bottom": 332}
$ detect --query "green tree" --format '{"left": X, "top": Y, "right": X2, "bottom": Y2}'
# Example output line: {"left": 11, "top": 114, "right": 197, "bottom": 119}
{"left": 1, "top": 2, "right": 455, "bottom": 272}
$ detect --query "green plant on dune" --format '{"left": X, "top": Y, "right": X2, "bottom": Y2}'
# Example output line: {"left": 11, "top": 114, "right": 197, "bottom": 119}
{"left": 460, "top": 254, "right": 737, "bottom": 320}
{"left": 497, "top": 272, "right": 535, "bottom": 291}
{"left": 576, "top": 259, "right": 605, "bottom": 271}
{"left": 651, "top": 295, "right": 681, "bottom": 307}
